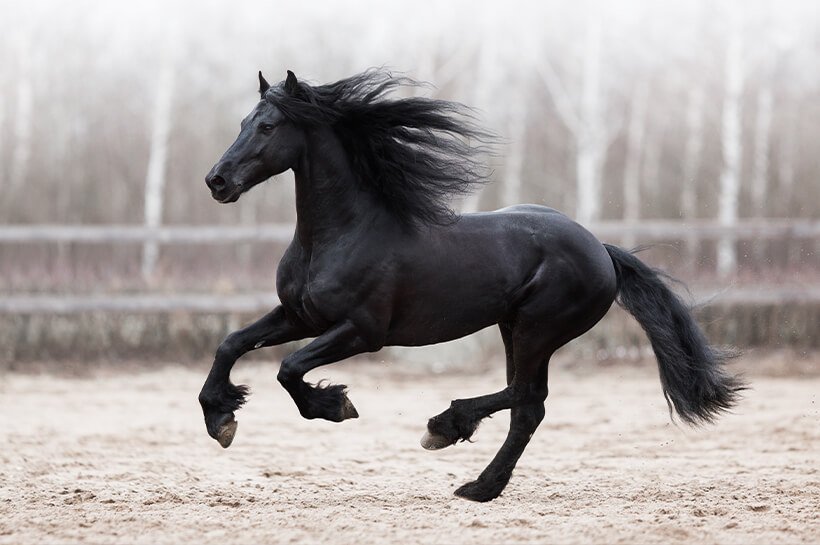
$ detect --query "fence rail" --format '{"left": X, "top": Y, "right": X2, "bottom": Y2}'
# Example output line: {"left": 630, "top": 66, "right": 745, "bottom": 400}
{"left": 0, "top": 219, "right": 818, "bottom": 244}
{"left": 1, "top": 219, "right": 817, "bottom": 313}
{"left": 2, "top": 286, "right": 819, "bottom": 314}
{"left": 0, "top": 224, "right": 295, "bottom": 243}
{"left": 0, "top": 293, "right": 282, "bottom": 314}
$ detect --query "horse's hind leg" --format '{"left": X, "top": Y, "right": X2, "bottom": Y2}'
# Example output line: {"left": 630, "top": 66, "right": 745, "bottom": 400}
{"left": 420, "top": 323, "right": 518, "bottom": 450}
{"left": 455, "top": 324, "right": 548, "bottom": 501}
{"left": 455, "top": 325, "right": 550, "bottom": 502}
{"left": 454, "top": 398, "right": 546, "bottom": 502}
{"left": 421, "top": 322, "right": 550, "bottom": 501}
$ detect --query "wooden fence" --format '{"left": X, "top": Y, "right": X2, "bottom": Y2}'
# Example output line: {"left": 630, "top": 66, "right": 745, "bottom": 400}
{"left": 1, "top": 219, "right": 817, "bottom": 244}
{"left": 1, "top": 219, "right": 817, "bottom": 314}
{"left": 2, "top": 286, "right": 820, "bottom": 315}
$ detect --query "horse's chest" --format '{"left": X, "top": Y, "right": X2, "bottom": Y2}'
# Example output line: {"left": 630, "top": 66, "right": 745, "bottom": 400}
{"left": 276, "top": 248, "right": 329, "bottom": 329}
{"left": 277, "top": 254, "right": 308, "bottom": 309}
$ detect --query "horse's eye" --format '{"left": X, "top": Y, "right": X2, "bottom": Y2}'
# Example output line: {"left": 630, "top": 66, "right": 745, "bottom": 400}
{"left": 259, "top": 123, "right": 275, "bottom": 133}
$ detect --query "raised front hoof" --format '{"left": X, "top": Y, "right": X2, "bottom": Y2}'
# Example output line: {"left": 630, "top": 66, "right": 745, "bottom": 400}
{"left": 217, "top": 418, "right": 238, "bottom": 448}
{"left": 304, "top": 384, "right": 359, "bottom": 422}
{"left": 206, "top": 412, "right": 238, "bottom": 448}
{"left": 420, "top": 431, "right": 455, "bottom": 450}
{"left": 454, "top": 479, "right": 506, "bottom": 503}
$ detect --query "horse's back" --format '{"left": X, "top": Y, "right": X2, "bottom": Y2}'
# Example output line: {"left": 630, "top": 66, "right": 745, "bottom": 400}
{"left": 461, "top": 205, "right": 612, "bottom": 273}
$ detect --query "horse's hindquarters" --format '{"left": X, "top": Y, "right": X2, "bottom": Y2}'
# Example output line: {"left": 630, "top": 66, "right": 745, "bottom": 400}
{"left": 384, "top": 207, "right": 617, "bottom": 350}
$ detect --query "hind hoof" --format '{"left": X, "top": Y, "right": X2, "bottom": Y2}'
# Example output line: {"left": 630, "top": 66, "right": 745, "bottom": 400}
{"left": 454, "top": 479, "right": 504, "bottom": 502}
{"left": 420, "top": 431, "right": 454, "bottom": 450}
{"left": 217, "top": 418, "right": 238, "bottom": 448}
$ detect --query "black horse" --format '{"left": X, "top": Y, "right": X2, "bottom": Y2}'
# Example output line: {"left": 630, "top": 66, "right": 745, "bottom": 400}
{"left": 198, "top": 69, "right": 744, "bottom": 502}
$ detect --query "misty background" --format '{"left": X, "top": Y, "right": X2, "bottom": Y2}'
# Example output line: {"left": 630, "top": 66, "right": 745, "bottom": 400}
{"left": 0, "top": 0, "right": 818, "bottom": 365}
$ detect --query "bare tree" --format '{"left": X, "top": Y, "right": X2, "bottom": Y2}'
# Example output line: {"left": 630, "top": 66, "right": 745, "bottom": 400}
{"left": 0, "top": 92, "right": 5, "bottom": 187}
{"left": 681, "top": 85, "right": 706, "bottom": 269}
{"left": 502, "top": 91, "right": 529, "bottom": 207}
{"left": 751, "top": 83, "right": 773, "bottom": 216}
{"left": 576, "top": 13, "right": 606, "bottom": 224}
{"left": 142, "top": 43, "right": 177, "bottom": 280}
{"left": 10, "top": 32, "right": 33, "bottom": 193}
{"left": 538, "top": 9, "right": 612, "bottom": 225}
{"left": 777, "top": 105, "right": 800, "bottom": 268}
{"left": 717, "top": 9, "right": 744, "bottom": 278}
{"left": 461, "top": 5, "right": 502, "bottom": 213}
{"left": 622, "top": 79, "right": 649, "bottom": 247}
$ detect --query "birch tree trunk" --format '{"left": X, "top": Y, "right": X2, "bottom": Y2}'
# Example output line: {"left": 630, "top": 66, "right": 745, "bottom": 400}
{"left": 622, "top": 80, "right": 648, "bottom": 248}
{"left": 537, "top": 11, "right": 608, "bottom": 225}
{"left": 142, "top": 51, "right": 176, "bottom": 281}
{"left": 641, "top": 126, "right": 662, "bottom": 210}
{"left": 681, "top": 85, "right": 705, "bottom": 271}
{"left": 777, "top": 113, "right": 799, "bottom": 269}
{"left": 502, "top": 96, "right": 528, "bottom": 207}
{"left": 461, "top": 7, "right": 500, "bottom": 214}
{"left": 575, "top": 12, "right": 604, "bottom": 225}
{"left": 717, "top": 12, "right": 744, "bottom": 279}
{"left": 0, "top": 94, "right": 5, "bottom": 187}
{"left": 751, "top": 83, "right": 773, "bottom": 213}
{"left": 10, "top": 35, "right": 33, "bottom": 193}
{"left": 751, "top": 78, "right": 773, "bottom": 265}
{"left": 777, "top": 118, "right": 796, "bottom": 216}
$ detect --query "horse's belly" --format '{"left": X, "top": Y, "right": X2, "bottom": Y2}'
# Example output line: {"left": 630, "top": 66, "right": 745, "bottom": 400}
{"left": 384, "top": 306, "right": 500, "bottom": 347}
{"left": 383, "top": 266, "right": 515, "bottom": 346}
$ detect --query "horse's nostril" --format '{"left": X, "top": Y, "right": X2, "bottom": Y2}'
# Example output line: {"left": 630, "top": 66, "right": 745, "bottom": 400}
{"left": 208, "top": 175, "right": 226, "bottom": 189}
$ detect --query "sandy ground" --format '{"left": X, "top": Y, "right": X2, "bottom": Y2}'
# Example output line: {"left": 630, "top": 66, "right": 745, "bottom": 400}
{"left": 0, "top": 361, "right": 817, "bottom": 545}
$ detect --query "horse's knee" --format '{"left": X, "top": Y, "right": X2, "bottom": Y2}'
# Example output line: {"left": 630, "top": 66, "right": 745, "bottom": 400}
{"left": 215, "top": 332, "right": 242, "bottom": 361}
{"left": 277, "top": 358, "right": 299, "bottom": 385}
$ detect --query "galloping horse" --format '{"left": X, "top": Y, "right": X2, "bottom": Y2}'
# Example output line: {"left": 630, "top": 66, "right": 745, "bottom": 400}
{"left": 198, "top": 69, "right": 743, "bottom": 502}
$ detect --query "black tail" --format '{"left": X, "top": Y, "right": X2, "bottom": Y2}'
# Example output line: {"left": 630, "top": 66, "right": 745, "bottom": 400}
{"left": 604, "top": 244, "right": 746, "bottom": 426}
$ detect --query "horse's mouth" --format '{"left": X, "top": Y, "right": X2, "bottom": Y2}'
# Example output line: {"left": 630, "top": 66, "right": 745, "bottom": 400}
{"left": 218, "top": 192, "right": 241, "bottom": 204}
{"left": 213, "top": 185, "right": 243, "bottom": 203}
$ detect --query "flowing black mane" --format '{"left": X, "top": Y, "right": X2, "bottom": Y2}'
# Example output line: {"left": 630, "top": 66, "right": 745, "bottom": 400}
{"left": 264, "top": 69, "right": 495, "bottom": 226}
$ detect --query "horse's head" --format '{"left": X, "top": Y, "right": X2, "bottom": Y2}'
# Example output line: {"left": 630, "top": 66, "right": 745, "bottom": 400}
{"left": 205, "top": 71, "right": 305, "bottom": 203}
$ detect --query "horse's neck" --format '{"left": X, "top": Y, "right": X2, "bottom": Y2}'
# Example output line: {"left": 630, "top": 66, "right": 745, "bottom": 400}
{"left": 292, "top": 128, "right": 377, "bottom": 247}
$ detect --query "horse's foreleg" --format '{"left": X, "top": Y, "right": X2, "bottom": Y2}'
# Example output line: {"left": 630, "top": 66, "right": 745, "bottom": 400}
{"left": 199, "top": 306, "right": 311, "bottom": 447}
{"left": 277, "top": 320, "right": 372, "bottom": 422}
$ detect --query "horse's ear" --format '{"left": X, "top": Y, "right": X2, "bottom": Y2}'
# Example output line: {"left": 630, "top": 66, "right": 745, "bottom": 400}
{"left": 284, "top": 70, "right": 298, "bottom": 95}
{"left": 258, "top": 71, "right": 270, "bottom": 97}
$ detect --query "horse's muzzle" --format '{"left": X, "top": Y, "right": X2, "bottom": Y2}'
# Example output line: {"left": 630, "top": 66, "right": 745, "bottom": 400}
{"left": 205, "top": 173, "right": 226, "bottom": 192}
{"left": 205, "top": 174, "right": 242, "bottom": 203}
